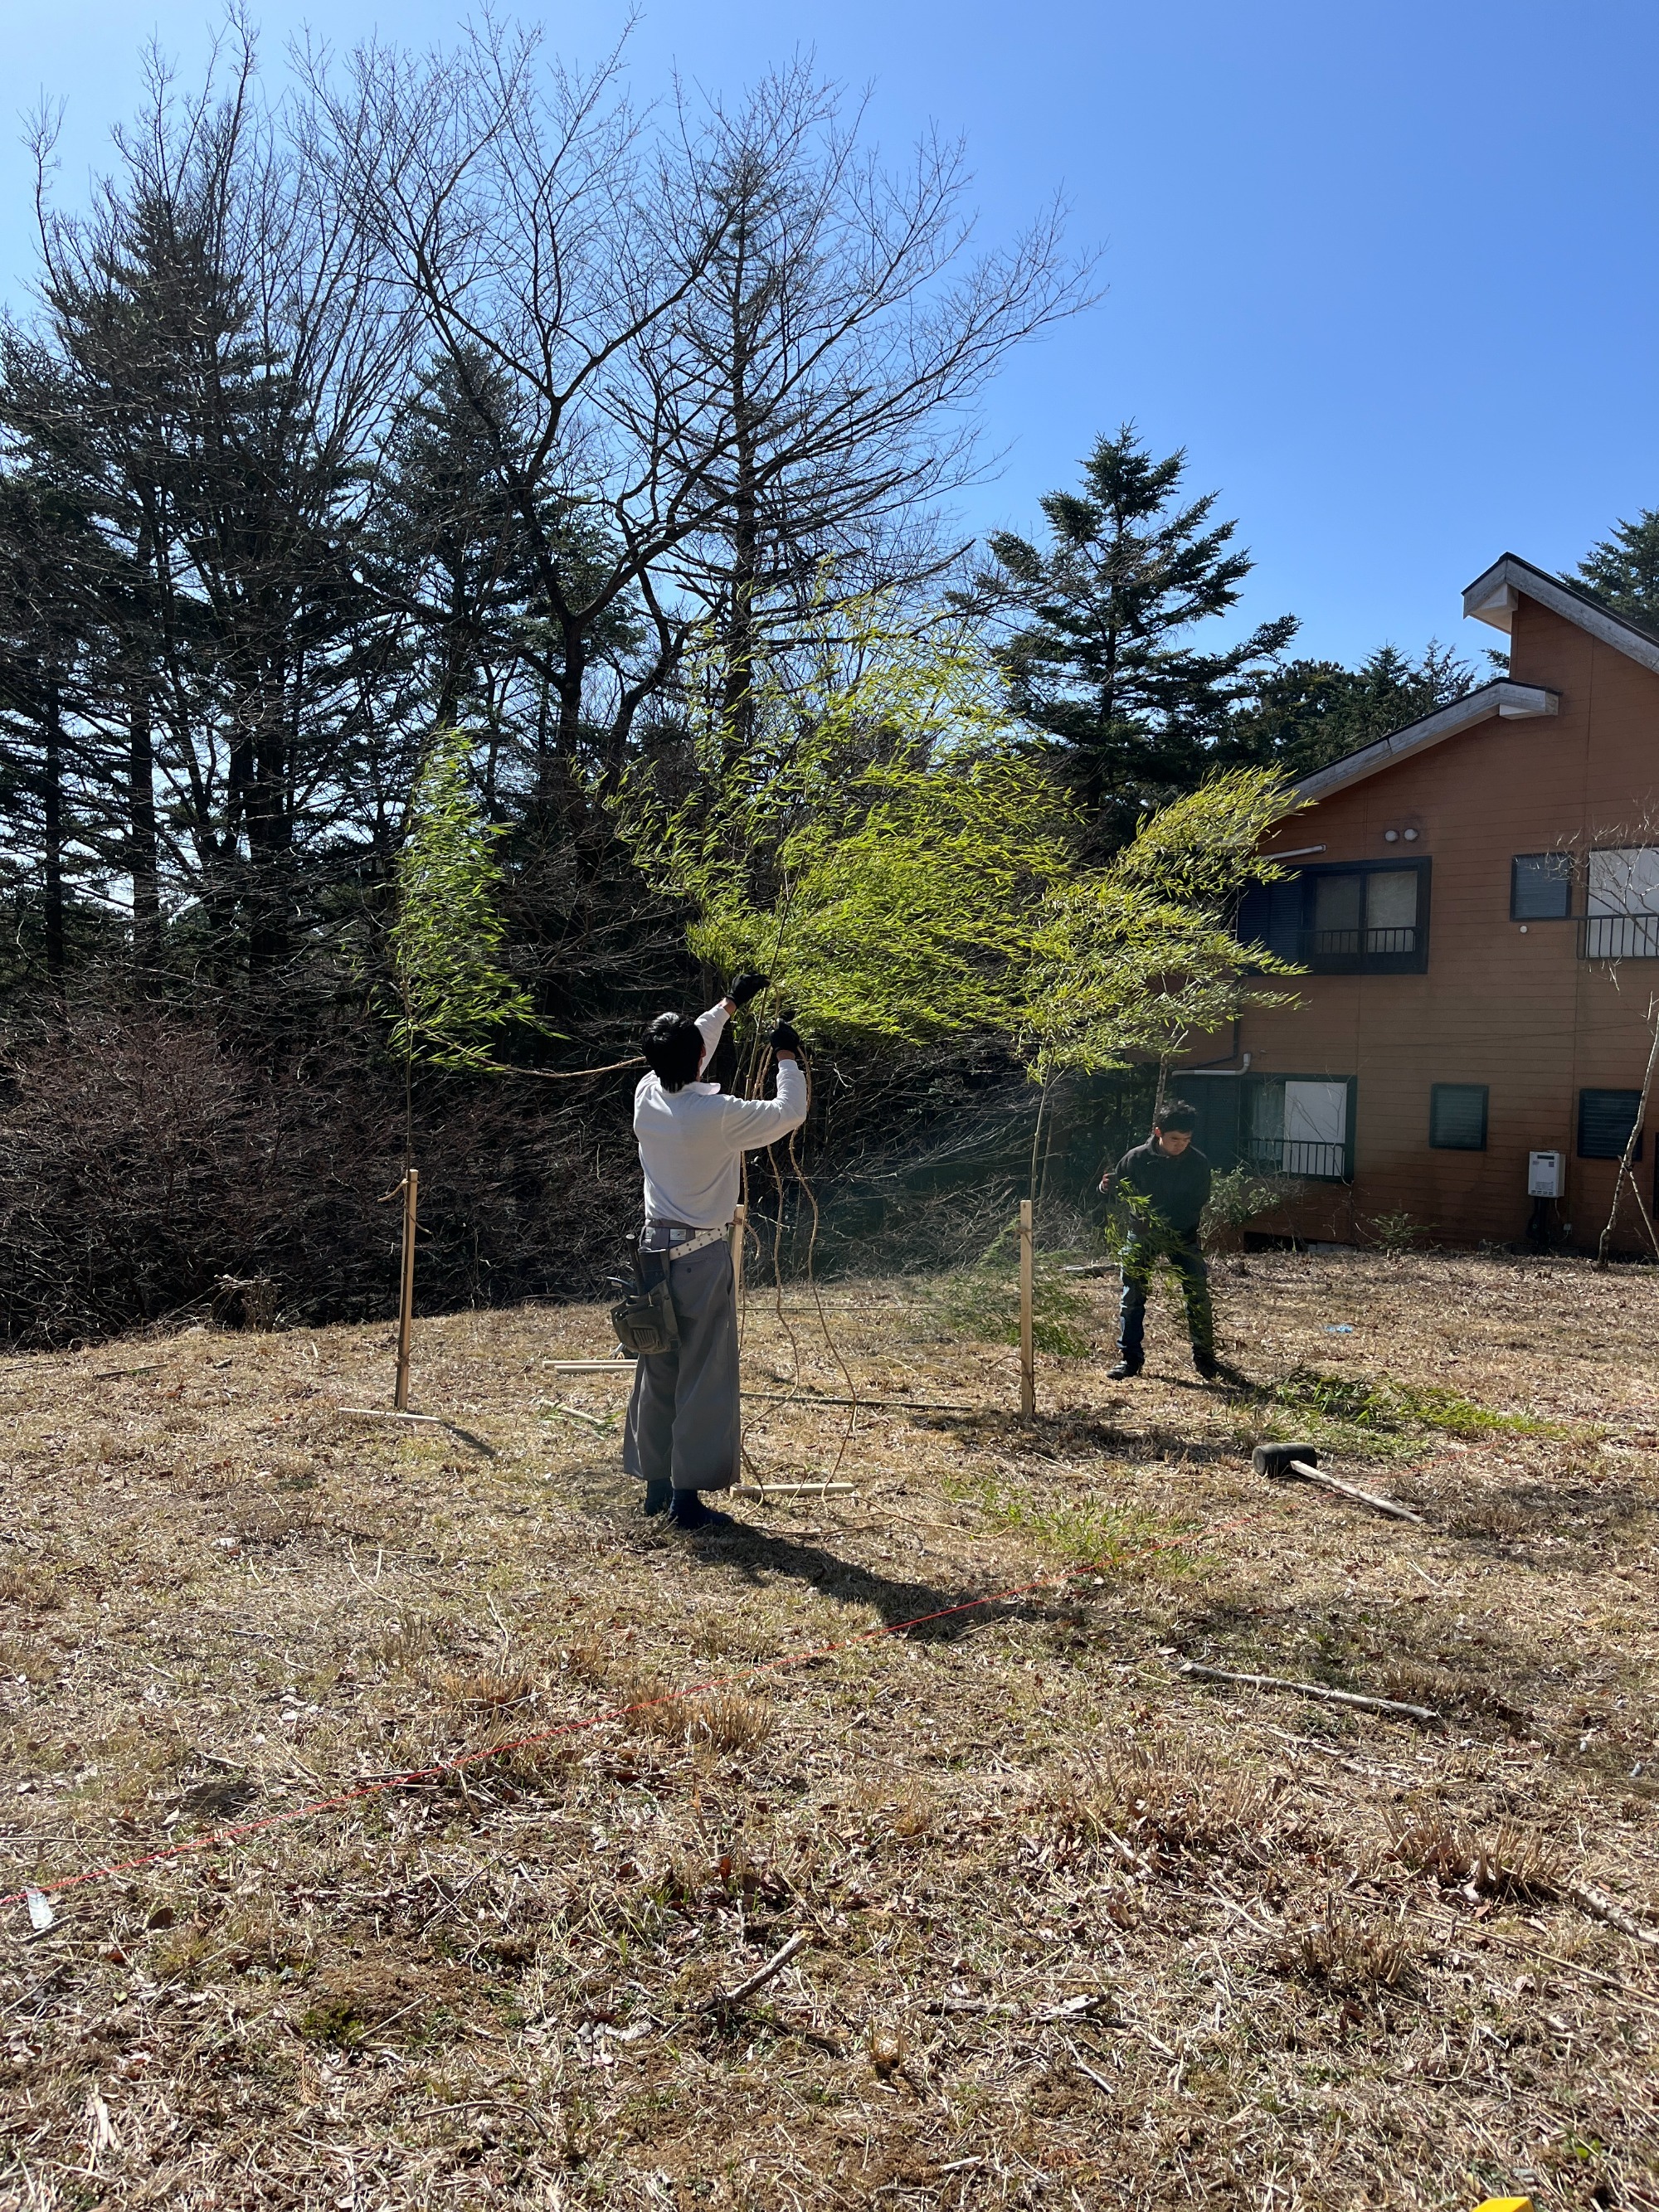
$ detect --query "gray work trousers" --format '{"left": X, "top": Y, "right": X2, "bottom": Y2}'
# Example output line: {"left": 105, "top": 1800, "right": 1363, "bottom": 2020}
{"left": 621, "top": 1238, "right": 739, "bottom": 1492}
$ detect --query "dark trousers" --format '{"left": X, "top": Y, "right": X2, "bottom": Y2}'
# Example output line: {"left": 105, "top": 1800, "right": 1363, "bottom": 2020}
{"left": 1118, "top": 1233, "right": 1214, "bottom": 1364}
{"left": 622, "top": 1239, "right": 739, "bottom": 1492}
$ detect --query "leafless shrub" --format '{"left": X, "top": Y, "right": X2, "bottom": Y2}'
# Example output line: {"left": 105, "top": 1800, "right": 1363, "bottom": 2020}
{"left": 0, "top": 999, "right": 643, "bottom": 1346}
{"left": 230, "top": 1496, "right": 322, "bottom": 1548}
{"left": 688, "top": 1690, "right": 775, "bottom": 1754}
{"left": 436, "top": 1667, "right": 538, "bottom": 1713}
{"left": 366, "top": 1616, "right": 438, "bottom": 1674}
{"left": 213, "top": 1276, "right": 280, "bottom": 1331}
{"left": 1272, "top": 1898, "right": 1417, "bottom": 1992}
{"left": 1063, "top": 1744, "right": 1277, "bottom": 1864}
{"left": 1445, "top": 1496, "right": 1534, "bottom": 1540}
{"left": 0, "top": 1563, "right": 61, "bottom": 1608}
{"left": 1388, "top": 1809, "right": 1564, "bottom": 1902}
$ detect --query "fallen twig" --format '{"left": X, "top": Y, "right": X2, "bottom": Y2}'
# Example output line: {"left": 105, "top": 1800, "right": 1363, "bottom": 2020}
{"left": 1177, "top": 1660, "right": 1442, "bottom": 1726}
{"left": 746, "top": 1393, "right": 976, "bottom": 1413}
{"left": 537, "top": 1400, "right": 618, "bottom": 1431}
{"left": 732, "top": 1481, "right": 856, "bottom": 1500}
{"left": 1064, "top": 2039, "right": 1117, "bottom": 2093}
{"left": 1569, "top": 1881, "right": 1659, "bottom": 1949}
{"left": 336, "top": 1407, "right": 495, "bottom": 1456}
{"left": 711, "top": 1928, "right": 813, "bottom": 2006}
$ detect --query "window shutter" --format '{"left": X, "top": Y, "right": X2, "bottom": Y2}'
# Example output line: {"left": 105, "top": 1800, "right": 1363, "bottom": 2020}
{"left": 1577, "top": 1089, "right": 1644, "bottom": 1160}
{"left": 1511, "top": 853, "right": 1572, "bottom": 921}
{"left": 1430, "top": 1084, "right": 1487, "bottom": 1150}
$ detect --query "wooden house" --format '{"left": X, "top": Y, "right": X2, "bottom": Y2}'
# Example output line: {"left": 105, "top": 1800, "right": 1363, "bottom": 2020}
{"left": 1177, "top": 554, "right": 1659, "bottom": 1250}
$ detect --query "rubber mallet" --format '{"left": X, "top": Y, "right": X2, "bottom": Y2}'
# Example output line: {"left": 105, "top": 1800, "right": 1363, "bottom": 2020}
{"left": 1252, "top": 1441, "right": 1424, "bottom": 1525}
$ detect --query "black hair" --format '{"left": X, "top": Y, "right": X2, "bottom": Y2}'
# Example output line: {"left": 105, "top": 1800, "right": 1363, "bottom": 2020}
{"left": 643, "top": 1011, "right": 704, "bottom": 1092}
{"left": 1153, "top": 1098, "right": 1198, "bottom": 1134}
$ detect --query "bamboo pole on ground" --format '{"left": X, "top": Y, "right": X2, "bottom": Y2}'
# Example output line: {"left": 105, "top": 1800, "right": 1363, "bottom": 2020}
{"left": 1019, "top": 1198, "right": 1035, "bottom": 1426}
{"left": 394, "top": 1168, "right": 420, "bottom": 1411}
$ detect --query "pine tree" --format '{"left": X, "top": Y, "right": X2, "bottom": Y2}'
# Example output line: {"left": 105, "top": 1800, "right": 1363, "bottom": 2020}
{"left": 1223, "top": 640, "right": 1476, "bottom": 780}
{"left": 972, "top": 425, "right": 1296, "bottom": 848}
{"left": 1578, "top": 508, "right": 1659, "bottom": 630}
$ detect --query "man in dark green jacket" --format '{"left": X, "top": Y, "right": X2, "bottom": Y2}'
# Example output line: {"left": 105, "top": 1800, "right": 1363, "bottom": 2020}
{"left": 1099, "top": 1100, "right": 1217, "bottom": 1381}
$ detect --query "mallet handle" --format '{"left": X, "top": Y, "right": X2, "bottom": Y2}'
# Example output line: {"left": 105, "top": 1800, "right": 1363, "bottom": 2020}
{"left": 1290, "top": 1458, "right": 1424, "bottom": 1525}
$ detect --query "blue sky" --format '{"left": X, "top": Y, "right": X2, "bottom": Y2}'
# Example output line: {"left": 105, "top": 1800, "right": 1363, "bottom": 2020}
{"left": 5, "top": 0, "right": 1657, "bottom": 667}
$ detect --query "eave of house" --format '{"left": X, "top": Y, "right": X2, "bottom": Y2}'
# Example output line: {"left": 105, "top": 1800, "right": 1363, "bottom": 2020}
{"left": 1462, "top": 551, "right": 1659, "bottom": 677}
{"left": 1292, "top": 678, "right": 1559, "bottom": 803}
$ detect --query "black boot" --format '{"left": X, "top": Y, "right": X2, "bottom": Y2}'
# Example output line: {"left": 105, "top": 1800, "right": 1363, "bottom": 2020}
{"left": 1192, "top": 1349, "right": 1220, "bottom": 1381}
{"left": 667, "top": 1489, "right": 739, "bottom": 1534}
{"left": 643, "top": 1479, "right": 673, "bottom": 1517}
{"left": 1108, "top": 1358, "right": 1142, "bottom": 1381}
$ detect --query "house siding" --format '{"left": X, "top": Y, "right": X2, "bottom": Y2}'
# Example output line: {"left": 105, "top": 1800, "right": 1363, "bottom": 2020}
{"left": 1199, "top": 595, "right": 1659, "bottom": 1248}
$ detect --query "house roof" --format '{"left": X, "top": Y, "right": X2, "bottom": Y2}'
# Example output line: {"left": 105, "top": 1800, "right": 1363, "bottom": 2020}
{"left": 1462, "top": 551, "right": 1659, "bottom": 673}
{"left": 1292, "top": 678, "right": 1559, "bottom": 802}
{"left": 1289, "top": 549, "right": 1659, "bottom": 804}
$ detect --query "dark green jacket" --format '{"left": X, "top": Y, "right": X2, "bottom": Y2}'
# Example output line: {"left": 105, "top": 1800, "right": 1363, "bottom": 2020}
{"left": 1108, "top": 1138, "right": 1212, "bottom": 1240}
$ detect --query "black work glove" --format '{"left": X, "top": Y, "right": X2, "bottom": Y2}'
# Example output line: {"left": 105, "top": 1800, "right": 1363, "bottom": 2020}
{"left": 767, "top": 1018, "right": 807, "bottom": 1064}
{"left": 727, "top": 971, "right": 771, "bottom": 1008}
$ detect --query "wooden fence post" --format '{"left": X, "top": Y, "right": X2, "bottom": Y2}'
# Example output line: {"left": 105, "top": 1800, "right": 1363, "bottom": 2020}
{"left": 1019, "top": 1198, "right": 1035, "bottom": 1425}
{"left": 730, "top": 1202, "right": 748, "bottom": 1480}
{"left": 394, "top": 1167, "right": 420, "bottom": 1411}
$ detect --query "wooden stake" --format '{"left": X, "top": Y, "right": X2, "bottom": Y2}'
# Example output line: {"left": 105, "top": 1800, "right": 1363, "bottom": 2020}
{"left": 1019, "top": 1198, "right": 1035, "bottom": 1425}
{"left": 730, "top": 1201, "right": 747, "bottom": 1482}
{"left": 394, "top": 1167, "right": 419, "bottom": 1411}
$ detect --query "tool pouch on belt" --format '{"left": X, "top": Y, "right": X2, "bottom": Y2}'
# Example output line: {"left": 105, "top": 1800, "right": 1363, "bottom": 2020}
{"left": 610, "top": 1240, "right": 680, "bottom": 1359}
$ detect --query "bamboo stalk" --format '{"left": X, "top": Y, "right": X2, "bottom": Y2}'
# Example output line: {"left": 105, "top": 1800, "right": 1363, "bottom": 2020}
{"left": 1019, "top": 1198, "right": 1035, "bottom": 1426}
{"left": 394, "top": 1168, "right": 419, "bottom": 1411}
{"left": 1177, "top": 1659, "right": 1442, "bottom": 1725}
{"left": 1598, "top": 995, "right": 1659, "bottom": 1269}
{"left": 732, "top": 1481, "right": 856, "bottom": 1500}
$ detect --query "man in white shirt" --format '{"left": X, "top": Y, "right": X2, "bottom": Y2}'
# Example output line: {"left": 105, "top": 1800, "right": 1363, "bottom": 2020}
{"left": 622, "top": 976, "right": 809, "bottom": 1531}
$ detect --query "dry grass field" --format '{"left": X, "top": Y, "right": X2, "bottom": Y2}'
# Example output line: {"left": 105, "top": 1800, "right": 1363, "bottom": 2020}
{"left": 2, "top": 1247, "right": 1658, "bottom": 2210}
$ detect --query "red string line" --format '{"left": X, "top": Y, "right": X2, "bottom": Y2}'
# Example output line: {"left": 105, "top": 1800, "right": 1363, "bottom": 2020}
{"left": 2, "top": 1453, "right": 1471, "bottom": 1912}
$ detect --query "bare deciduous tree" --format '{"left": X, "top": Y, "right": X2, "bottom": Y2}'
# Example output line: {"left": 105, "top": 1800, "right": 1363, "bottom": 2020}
{"left": 304, "top": 22, "right": 1087, "bottom": 794}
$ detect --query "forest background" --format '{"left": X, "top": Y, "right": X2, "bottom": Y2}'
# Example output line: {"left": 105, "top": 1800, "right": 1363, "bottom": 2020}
{"left": 4, "top": 18, "right": 1659, "bottom": 1345}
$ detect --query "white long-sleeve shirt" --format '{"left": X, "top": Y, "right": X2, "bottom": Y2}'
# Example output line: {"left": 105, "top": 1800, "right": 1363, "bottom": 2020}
{"left": 634, "top": 1002, "right": 809, "bottom": 1229}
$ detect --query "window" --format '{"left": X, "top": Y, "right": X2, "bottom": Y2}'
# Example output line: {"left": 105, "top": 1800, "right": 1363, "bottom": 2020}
{"left": 1430, "top": 1083, "right": 1488, "bottom": 1150}
{"left": 1582, "top": 847, "right": 1659, "bottom": 959}
{"left": 1577, "top": 1088, "right": 1643, "bottom": 1161}
{"left": 1511, "top": 853, "right": 1573, "bottom": 921}
{"left": 1243, "top": 1075, "right": 1353, "bottom": 1181}
{"left": 1237, "top": 861, "right": 1429, "bottom": 974}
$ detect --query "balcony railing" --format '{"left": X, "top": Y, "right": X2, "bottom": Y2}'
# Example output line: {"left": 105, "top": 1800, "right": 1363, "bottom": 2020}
{"left": 1304, "top": 926, "right": 1419, "bottom": 957}
{"left": 1580, "top": 912, "right": 1659, "bottom": 960}
{"left": 1244, "top": 1136, "right": 1350, "bottom": 1182}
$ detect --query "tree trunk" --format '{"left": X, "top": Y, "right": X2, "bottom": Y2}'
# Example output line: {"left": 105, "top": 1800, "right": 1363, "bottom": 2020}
{"left": 720, "top": 214, "right": 760, "bottom": 768}
{"left": 129, "top": 683, "right": 162, "bottom": 981}
{"left": 42, "top": 684, "right": 66, "bottom": 984}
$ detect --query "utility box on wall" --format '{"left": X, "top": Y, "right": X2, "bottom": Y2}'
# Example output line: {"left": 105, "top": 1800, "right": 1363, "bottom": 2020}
{"left": 1527, "top": 1150, "right": 1564, "bottom": 1198}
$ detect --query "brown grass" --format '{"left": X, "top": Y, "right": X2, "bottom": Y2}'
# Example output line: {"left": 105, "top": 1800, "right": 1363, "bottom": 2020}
{"left": 1, "top": 1249, "right": 1657, "bottom": 2208}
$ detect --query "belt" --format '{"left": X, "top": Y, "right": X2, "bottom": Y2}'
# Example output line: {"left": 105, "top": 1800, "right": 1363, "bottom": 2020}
{"left": 640, "top": 1221, "right": 730, "bottom": 1262}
